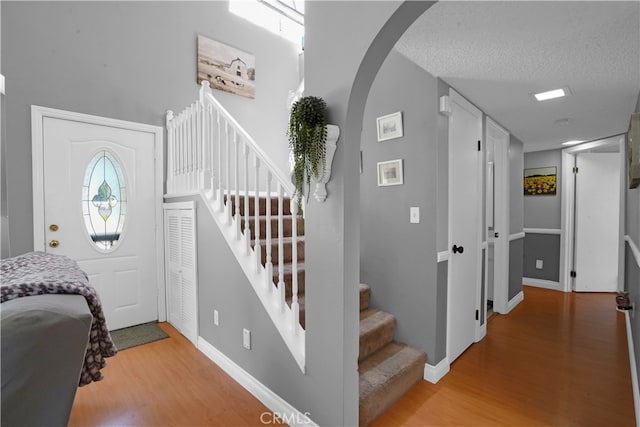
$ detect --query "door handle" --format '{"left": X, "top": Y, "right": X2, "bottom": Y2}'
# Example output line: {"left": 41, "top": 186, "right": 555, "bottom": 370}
{"left": 49, "top": 224, "right": 59, "bottom": 232}
{"left": 494, "top": 232, "right": 499, "bottom": 238}
{"left": 49, "top": 240, "right": 60, "bottom": 248}
{"left": 452, "top": 244, "right": 464, "bottom": 254}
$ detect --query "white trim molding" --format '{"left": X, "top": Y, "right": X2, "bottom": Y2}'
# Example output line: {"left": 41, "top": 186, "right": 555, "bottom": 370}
{"left": 522, "top": 277, "right": 561, "bottom": 291}
{"left": 481, "top": 240, "right": 488, "bottom": 250}
{"left": 625, "top": 235, "right": 640, "bottom": 268}
{"left": 507, "top": 291, "right": 524, "bottom": 313}
{"left": 163, "top": 201, "right": 196, "bottom": 210}
{"left": 509, "top": 231, "right": 525, "bottom": 241}
{"left": 197, "top": 337, "right": 317, "bottom": 427}
{"left": 0, "top": 74, "right": 5, "bottom": 95}
{"left": 437, "top": 250, "right": 450, "bottom": 263}
{"left": 424, "top": 358, "right": 450, "bottom": 384}
{"left": 625, "top": 312, "right": 640, "bottom": 426}
{"left": 523, "top": 228, "right": 561, "bottom": 235}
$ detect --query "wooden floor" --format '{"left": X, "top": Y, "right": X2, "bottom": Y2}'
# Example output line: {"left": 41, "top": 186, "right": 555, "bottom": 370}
{"left": 69, "top": 323, "right": 282, "bottom": 426}
{"left": 70, "top": 286, "right": 636, "bottom": 426}
{"left": 373, "top": 286, "right": 636, "bottom": 426}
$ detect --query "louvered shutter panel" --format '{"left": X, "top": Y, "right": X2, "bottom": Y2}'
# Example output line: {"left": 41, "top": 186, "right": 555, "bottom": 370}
{"left": 163, "top": 204, "right": 197, "bottom": 345}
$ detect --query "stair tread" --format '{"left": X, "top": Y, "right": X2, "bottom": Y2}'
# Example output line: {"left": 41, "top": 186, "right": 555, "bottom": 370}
{"left": 359, "top": 284, "right": 371, "bottom": 312}
{"left": 359, "top": 309, "right": 395, "bottom": 336}
{"left": 359, "top": 341, "right": 426, "bottom": 387}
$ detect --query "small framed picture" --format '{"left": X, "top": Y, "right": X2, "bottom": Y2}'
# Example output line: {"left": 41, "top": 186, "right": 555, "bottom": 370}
{"left": 376, "top": 112, "right": 403, "bottom": 142}
{"left": 377, "top": 159, "right": 404, "bottom": 186}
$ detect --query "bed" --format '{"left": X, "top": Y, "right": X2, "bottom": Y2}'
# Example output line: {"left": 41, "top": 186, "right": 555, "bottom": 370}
{"left": 1, "top": 251, "right": 117, "bottom": 426}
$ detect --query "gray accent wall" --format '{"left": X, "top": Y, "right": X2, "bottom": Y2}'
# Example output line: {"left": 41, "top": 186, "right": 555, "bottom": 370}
{"left": 1, "top": 1, "right": 299, "bottom": 257}
{"left": 509, "top": 137, "right": 524, "bottom": 299}
{"left": 360, "top": 50, "right": 440, "bottom": 364}
{"left": 523, "top": 234, "right": 561, "bottom": 281}
{"left": 523, "top": 149, "right": 562, "bottom": 229}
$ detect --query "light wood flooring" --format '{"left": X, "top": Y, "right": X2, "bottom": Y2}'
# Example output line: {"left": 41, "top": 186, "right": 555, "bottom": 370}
{"left": 70, "top": 286, "right": 636, "bottom": 426}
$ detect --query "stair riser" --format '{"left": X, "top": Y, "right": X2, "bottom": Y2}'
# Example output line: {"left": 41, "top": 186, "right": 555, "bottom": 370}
{"left": 241, "top": 217, "right": 305, "bottom": 240}
{"left": 256, "top": 240, "right": 305, "bottom": 264}
{"left": 359, "top": 357, "right": 425, "bottom": 426}
{"left": 359, "top": 316, "right": 396, "bottom": 362}
{"left": 360, "top": 286, "right": 371, "bottom": 311}
{"left": 226, "top": 196, "right": 292, "bottom": 217}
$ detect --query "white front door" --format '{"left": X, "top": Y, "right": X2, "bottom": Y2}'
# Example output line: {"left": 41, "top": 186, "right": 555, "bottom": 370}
{"left": 574, "top": 152, "right": 621, "bottom": 292}
{"left": 32, "top": 106, "right": 164, "bottom": 330}
{"left": 447, "top": 89, "right": 483, "bottom": 363}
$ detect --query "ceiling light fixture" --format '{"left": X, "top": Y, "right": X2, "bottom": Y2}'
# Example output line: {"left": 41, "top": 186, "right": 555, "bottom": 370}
{"left": 533, "top": 87, "right": 570, "bottom": 102}
{"left": 561, "top": 140, "right": 584, "bottom": 146}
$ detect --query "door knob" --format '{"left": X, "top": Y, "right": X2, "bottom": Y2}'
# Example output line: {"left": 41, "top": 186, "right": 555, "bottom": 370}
{"left": 49, "top": 224, "right": 59, "bottom": 232}
{"left": 49, "top": 240, "right": 60, "bottom": 248}
{"left": 452, "top": 244, "right": 464, "bottom": 254}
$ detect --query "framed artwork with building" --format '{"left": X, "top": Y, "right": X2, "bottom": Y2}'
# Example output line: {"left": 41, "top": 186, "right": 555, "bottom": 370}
{"left": 377, "top": 159, "right": 404, "bottom": 186}
{"left": 376, "top": 112, "right": 403, "bottom": 142}
{"left": 197, "top": 35, "right": 256, "bottom": 99}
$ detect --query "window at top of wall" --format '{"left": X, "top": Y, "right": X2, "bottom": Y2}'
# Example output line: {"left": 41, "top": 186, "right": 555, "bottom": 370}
{"left": 229, "top": 0, "right": 304, "bottom": 48}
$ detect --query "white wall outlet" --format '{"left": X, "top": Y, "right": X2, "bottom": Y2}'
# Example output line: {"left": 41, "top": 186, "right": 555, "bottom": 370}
{"left": 535, "top": 259, "right": 543, "bottom": 270}
{"left": 213, "top": 309, "right": 219, "bottom": 326}
{"left": 410, "top": 207, "right": 420, "bottom": 224}
{"left": 243, "top": 328, "right": 251, "bottom": 350}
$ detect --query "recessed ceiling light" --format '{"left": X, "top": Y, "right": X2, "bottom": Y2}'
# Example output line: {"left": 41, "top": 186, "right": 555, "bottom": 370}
{"left": 533, "top": 87, "right": 570, "bottom": 102}
{"left": 561, "top": 140, "right": 584, "bottom": 146}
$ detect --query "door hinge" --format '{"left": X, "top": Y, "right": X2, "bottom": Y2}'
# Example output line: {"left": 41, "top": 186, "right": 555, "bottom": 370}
{"left": 475, "top": 309, "right": 479, "bottom": 320}
{"left": 477, "top": 140, "right": 481, "bottom": 151}
{"left": 573, "top": 167, "right": 579, "bottom": 173}
{"left": 570, "top": 270, "right": 577, "bottom": 278}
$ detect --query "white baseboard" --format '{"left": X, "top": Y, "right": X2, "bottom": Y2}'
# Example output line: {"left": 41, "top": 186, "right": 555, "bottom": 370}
{"left": 424, "top": 358, "right": 450, "bottom": 384}
{"left": 625, "top": 312, "right": 640, "bottom": 426}
{"left": 197, "top": 337, "right": 317, "bottom": 427}
{"left": 506, "top": 291, "right": 524, "bottom": 313}
{"left": 522, "top": 277, "right": 561, "bottom": 291}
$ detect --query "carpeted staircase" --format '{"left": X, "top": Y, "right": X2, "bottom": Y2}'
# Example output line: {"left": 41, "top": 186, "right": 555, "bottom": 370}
{"left": 229, "top": 196, "right": 425, "bottom": 425}
{"left": 358, "top": 284, "right": 427, "bottom": 426}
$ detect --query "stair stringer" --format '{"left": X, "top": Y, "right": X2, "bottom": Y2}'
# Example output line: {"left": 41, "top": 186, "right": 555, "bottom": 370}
{"left": 198, "top": 189, "right": 306, "bottom": 373}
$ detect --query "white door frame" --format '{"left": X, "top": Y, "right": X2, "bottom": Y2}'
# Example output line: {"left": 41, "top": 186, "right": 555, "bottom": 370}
{"left": 485, "top": 117, "right": 510, "bottom": 314}
{"left": 560, "top": 134, "right": 626, "bottom": 292}
{"left": 31, "top": 105, "right": 166, "bottom": 321}
{"left": 446, "top": 88, "right": 484, "bottom": 363}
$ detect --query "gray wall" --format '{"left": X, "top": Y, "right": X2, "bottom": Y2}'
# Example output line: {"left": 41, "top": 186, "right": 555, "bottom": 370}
{"left": 509, "top": 137, "right": 524, "bottom": 299}
{"left": 1, "top": 1, "right": 299, "bottom": 257}
{"left": 627, "top": 90, "right": 640, "bottom": 401}
{"left": 360, "top": 50, "right": 440, "bottom": 364}
{"left": 522, "top": 149, "right": 562, "bottom": 282}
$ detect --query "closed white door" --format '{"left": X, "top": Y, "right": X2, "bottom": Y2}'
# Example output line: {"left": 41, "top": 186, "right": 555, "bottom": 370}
{"left": 574, "top": 152, "right": 621, "bottom": 292}
{"left": 32, "top": 107, "right": 163, "bottom": 330}
{"left": 448, "top": 89, "right": 483, "bottom": 363}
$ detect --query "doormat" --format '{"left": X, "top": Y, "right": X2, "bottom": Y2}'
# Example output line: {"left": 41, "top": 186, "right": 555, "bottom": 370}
{"left": 110, "top": 322, "right": 169, "bottom": 351}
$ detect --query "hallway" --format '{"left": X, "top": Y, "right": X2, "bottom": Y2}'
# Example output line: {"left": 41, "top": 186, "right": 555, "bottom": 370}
{"left": 373, "top": 286, "right": 635, "bottom": 426}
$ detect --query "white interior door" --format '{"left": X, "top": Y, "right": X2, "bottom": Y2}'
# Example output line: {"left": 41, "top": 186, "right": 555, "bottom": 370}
{"left": 486, "top": 118, "right": 510, "bottom": 314}
{"left": 574, "top": 152, "right": 621, "bottom": 292}
{"left": 448, "top": 89, "right": 483, "bottom": 363}
{"left": 32, "top": 107, "right": 164, "bottom": 330}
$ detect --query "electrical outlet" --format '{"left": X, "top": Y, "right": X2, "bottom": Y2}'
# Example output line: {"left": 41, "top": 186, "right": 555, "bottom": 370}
{"left": 213, "top": 309, "right": 219, "bottom": 326}
{"left": 243, "top": 328, "right": 251, "bottom": 350}
{"left": 535, "top": 259, "right": 543, "bottom": 270}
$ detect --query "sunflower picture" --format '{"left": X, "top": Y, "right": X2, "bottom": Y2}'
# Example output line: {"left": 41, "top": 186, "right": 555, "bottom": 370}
{"left": 524, "top": 167, "right": 557, "bottom": 196}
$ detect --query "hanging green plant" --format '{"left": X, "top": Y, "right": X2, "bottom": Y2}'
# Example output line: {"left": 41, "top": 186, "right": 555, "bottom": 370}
{"left": 287, "top": 96, "right": 328, "bottom": 214}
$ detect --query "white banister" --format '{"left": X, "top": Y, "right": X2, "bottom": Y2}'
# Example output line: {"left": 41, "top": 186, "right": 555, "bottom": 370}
{"left": 165, "top": 81, "right": 306, "bottom": 373}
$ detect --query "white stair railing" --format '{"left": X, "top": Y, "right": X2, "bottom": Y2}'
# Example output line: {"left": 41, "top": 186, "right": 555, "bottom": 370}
{"left": 166, "top": 81, "right": 305, "bottom": 373}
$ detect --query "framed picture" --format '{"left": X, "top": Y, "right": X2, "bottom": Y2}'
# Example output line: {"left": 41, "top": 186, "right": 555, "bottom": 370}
{"left": 376, "top": 112, "right": 403, "bottom": 142}
{"left": 377, "top": 159, "right": 404, "bottom": 186}
{"left": 524, "top": 167, "right": 557, "bottom": 196}
{"left": 197, "top": 34, "right": 256, "bottom": 99}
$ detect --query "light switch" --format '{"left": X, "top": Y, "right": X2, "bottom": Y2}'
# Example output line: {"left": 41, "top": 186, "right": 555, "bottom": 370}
{"left": 243, "top": 328, "right": 251, "bottom": 350}
{"left": 410, "top": 207, "right": 420, "bottom": 224}
{"left": 536, "top": 259, "right": 543, "bottom": 270}
{"left": 213, "top": 309, "right": 219, "bottom": 326}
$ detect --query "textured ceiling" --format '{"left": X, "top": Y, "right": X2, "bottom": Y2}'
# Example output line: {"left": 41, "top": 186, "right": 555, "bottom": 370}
{"left": 394, "top": 1, "right": 640, "bottom": 152}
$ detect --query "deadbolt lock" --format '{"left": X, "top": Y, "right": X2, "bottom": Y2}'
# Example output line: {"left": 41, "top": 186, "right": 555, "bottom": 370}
{"left": 49, "top": 240, "right": 60, "bottom": 248}
{"left": 49, "top": 224, "right": 59, "bottom": 232}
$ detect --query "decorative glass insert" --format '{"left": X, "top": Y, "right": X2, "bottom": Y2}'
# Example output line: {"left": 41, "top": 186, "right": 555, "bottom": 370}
{"left": 82, "top": 150, "right": 127, "bottom": 251}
